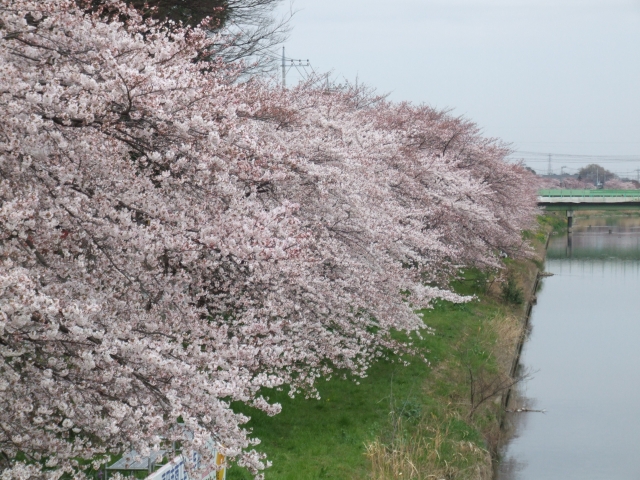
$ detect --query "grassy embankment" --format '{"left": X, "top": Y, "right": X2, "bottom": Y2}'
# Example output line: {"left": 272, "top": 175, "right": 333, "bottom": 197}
{"left": 228, "top": 214, "right": 564, "bottom": 480}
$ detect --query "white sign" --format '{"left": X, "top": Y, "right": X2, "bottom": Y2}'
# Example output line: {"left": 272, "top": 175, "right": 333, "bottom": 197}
{"left": 147, "top": 449, "right": 225, "bottom": 480}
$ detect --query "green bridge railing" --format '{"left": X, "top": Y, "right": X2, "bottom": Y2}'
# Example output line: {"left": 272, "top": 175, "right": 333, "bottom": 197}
{"left": 538, "top": 189, "right": 640, "bottom": 198}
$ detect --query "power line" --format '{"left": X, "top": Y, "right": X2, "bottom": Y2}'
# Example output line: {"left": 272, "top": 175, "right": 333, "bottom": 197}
{"left": 519, "top": 159, "right": 640, "bottom": 164}
{"left": 513, "top": 150, "right": 640, "bottom": 159}
{"left": 263, "top": 48, "right": 308, "bottom": 64}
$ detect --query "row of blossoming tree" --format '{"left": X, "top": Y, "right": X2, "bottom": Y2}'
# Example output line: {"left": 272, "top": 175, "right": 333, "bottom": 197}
{"left": 0, "top": 0, "right": 539, "bottom": 478}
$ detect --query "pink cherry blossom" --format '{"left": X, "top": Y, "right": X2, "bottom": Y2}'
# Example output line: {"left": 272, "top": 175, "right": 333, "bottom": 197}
{"left": 0, "top": 1, "right": 538, "bottom": 477}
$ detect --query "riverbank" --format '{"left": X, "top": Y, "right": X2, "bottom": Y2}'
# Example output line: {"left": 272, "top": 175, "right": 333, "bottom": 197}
{"left": 228, "top": 216, "right": 562, "bottom": 480}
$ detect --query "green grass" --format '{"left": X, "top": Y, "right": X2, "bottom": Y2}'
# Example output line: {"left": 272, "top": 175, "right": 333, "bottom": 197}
{"left": 536, "top": 212, "right": 566, "bottom": 235}
{"left": 228, "top": 269, "right": 521, "bottom": 480}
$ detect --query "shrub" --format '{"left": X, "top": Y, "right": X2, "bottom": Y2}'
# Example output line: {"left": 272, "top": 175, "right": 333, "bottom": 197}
{"left": 501, "top": 276, "right": 524, "bottom": 305}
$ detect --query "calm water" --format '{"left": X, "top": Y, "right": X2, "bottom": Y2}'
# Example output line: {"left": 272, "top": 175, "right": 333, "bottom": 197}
{"left": 496, "top": 215, "right": 640, "bottom": 480}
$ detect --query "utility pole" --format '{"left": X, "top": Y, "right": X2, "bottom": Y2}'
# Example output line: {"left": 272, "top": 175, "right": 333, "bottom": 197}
{"left": 561, "top": 165, "right": 567, "bottom": 188}
{"left": 281, "top": 46, "right": 286, "bottom": 88}
{"left": 547, "top": 154, "right": 552, "bottom": 176}
{"left": 635, "top": 169, "right": 640, "bottom": 182}
{"left": 281, "top": 47, "right": 311, "bottom": 88}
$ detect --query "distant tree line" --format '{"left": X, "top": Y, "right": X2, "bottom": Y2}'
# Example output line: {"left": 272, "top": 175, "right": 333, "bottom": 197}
{"left": 577, "top": 164, "right": 615, "bottom": 183}
{"left": 539, "top": 163, "right": 639, "bottom": 190}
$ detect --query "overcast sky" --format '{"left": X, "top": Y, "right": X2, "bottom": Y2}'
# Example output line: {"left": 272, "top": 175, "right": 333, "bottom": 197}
{"left": 275, "top": 0, "right": 640, "bottom": 177}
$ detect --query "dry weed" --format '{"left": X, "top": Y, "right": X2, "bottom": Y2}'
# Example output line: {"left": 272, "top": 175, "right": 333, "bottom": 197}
{"left": 366, "top": 420, "right": 491, "bottom": 480}
{"left": 486, "top": 313, "right": 522, "bottom": 373}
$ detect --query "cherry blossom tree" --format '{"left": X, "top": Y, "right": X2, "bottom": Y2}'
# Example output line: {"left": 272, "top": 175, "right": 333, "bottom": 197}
{"left": 603, "top": 178, "right": 638, "bottom": 190}
{"left": 0, "top": 1, "right": 538, "bottom": 478}
{"left": 251, "top": 82, "right": 539, "bottom": 271}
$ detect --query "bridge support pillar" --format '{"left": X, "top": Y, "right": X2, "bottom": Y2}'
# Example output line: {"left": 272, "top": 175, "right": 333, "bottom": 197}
{"left": 567, "top": 210, "right": 574, "bottom": 233}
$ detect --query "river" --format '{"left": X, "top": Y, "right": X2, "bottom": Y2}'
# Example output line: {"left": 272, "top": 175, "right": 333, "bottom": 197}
{"left": 496, "top": 213, "right": 640, "bottom": 480}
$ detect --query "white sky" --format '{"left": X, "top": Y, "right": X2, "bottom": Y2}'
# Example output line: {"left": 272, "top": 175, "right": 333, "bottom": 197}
{"left": 275, "top": 0, "right": 640, "bottom": 178}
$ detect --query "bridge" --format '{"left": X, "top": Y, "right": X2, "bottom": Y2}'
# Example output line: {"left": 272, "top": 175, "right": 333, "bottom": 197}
{"left": 538, "top": 189, "right": 640, "bottom": 231}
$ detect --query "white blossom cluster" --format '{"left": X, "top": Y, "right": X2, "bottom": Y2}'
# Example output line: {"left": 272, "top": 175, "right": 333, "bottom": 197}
{"left": 0, "top": 1, "right": 538, "bottom": 477}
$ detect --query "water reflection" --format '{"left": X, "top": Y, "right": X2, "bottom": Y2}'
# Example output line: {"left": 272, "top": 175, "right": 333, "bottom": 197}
{"left": 496, "top": 214, "right": 640, "bottom": 480}
{"left": 549, "top": 215, "right": 640, "bottom": 260}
